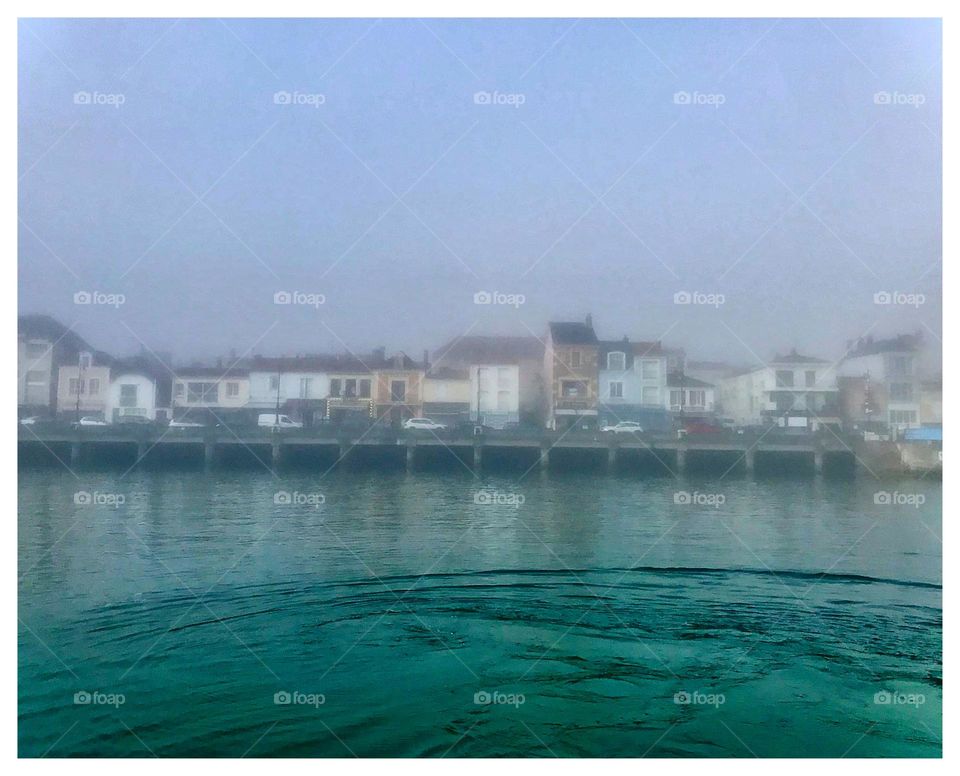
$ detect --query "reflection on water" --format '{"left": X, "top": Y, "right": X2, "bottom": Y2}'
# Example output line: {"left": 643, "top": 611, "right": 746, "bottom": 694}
{"left": 19, "top": 469, "right": 941, "bottom": 757}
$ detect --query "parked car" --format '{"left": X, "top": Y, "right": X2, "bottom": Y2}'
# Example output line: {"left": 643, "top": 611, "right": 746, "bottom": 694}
{"left": 257, "top": 413, "right": 303, "bottom": 429}
{"left": 403, "top": 417, "right": 446, "bottom": 431}
{"left": 602, "top": 421, "right": 644, "bottom": 434}
{"left": 168, "top": 420, "right": 205, "bottom": 428}
{"left": 19, "top": 416, "right": 39, "bottom": 425}
{"left": 73, "top": 416, "right": 109, "bottom": 427}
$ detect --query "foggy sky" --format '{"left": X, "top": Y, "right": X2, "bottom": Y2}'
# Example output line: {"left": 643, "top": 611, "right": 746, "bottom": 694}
{"left": 18, "top": 18, "right": 942, "bottom": 368}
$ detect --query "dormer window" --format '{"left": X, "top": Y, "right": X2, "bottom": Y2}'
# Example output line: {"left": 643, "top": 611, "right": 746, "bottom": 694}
{"left": 79, "top": 351, "right": 92, "bottom": 369}
{"left": 607, "top": 352, "right": 626, "bottom": 371}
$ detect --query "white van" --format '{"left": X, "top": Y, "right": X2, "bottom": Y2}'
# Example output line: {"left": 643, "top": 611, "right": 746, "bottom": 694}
{"left": 258, "top": 413, "right": 303, "bottom": 429}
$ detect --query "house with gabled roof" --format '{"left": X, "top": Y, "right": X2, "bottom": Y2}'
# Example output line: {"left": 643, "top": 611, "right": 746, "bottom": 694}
{"left": 597, "top": 336, "right": 671, "bottom": 430}
{"left": 544, "top": 315, "right": 599, "bottom": 430}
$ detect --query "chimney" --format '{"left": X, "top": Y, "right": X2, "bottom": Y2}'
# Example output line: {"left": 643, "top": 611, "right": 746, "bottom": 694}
{"left": 423, "top": 349, "right": 430, "bottom": 370}
{"left": 585, "top": 313, "right": 593, "bottom": 329}
{"left": 373, "top": 346, "right": 386, "bottom": 362}
{"left": 621, "top": 335, "right": 629, "bottom": 344}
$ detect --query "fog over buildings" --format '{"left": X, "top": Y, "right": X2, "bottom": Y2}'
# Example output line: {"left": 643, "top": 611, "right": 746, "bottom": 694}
{"left": 18, "top": 18, "right": 941, "bottom": 369}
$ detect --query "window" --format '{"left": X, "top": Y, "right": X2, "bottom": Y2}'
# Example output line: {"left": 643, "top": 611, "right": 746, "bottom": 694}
{"left": 890, "top": 382, "right": 914, "bottom": 401}
{"left": 344, "top": 379, "right": 357, "bottom": 398}
{"left": 269, "top": 375, "right": 280, "bottom": 391}
{"left": 120, "top": 384, "right": 138, "bottom": 408}
{"left": 607, "top": 352, "right": 626, "bottom": 371}
{"left": 642, "top": 387, "right": 659, "bottom": 405}
{"left": 225, "top": 382, "right": 239, "bottom": 397}
{"left": 890, "top": 410, "right": 917, "bottom": 424}
{"left": 88, "top": 378, "right": 100, "bottom": 396}
{"left": 26, "top": 371, "right": 46, "bottom": 385}
{"left": 187, "top": 382, "right": 217, "bottom": 403}
{"left": 79, "top": 352, "right": 92, "bottom": 369}
{"left": 561, "top": 380, "right": 586, "bottom": 398}
{"left": 670, "top": 389, "right": 683, "bottom": 408}
{"left": 391, "top": 380, "right": 406, "bottom": 402}
{"left": 689, "top": 390, "right": 706, "bottom": 407}
{"left": 498, "top": 367, "right": 512, "bottom": 387}
{"left": 359, "top": 379, "right": 371, "bottom": 398}
{"left": 890, "top": 356, "right": 912, "bottom": 376}
{"left": 609, "top": 381, "right": 623, "bottom": 399}
{"left": 570, "top": 351, "right": 581, "bottom": 369}
{"left": 68, "top": 378, "right": 83, "bottom": 395}
{"left": 175, "top": 383, "right": 184, "bottom": 398}
{"left": 775, "top": 370, "right": 794, "bottom": 388}
{"left": 805, "top": 370, "right": 816, "bottom": 387}
{"left": 641, "top": 360, "right": 659, "bottom": 380}
{"left": 26, "top": 342, "right": 48, "bottom": 359}
{"left": 329, "top": 379, "right": 341, "bottom": 397}
{"left": 299, "top": 378, "right": 312, "bottom": 399}
{"left": 497, "top": 390, "right": 510, "bottom": 411}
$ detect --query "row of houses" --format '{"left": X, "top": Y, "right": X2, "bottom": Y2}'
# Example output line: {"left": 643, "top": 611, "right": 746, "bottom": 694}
{"left": 17, "top": 314, "right": 939, "bottom": 433}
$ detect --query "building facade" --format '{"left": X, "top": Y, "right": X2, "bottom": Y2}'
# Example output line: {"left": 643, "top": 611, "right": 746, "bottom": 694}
{"left": 544, "top": 317, "right": 599, "bottom": 430}
{"left": 56, "top": 350, "right": 112, "bottom": 420}
{"left": 720, "top": 350, "right": 840, "bottom": 431}
{"left": 597, "top": 338, "right": 670, "bottom": 430}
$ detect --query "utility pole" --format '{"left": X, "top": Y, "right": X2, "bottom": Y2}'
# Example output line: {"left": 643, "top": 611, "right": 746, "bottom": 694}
{"left": 74, "top": 353, "right": 85, "bottom": 422}
{"left": 275, "top": 357, "right": 283, "bottom": 422}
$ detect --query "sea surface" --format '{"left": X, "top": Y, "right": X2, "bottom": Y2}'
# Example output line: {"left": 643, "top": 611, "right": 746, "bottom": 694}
{"left": 19, "top": 467, "right": 942, "bottom": 757}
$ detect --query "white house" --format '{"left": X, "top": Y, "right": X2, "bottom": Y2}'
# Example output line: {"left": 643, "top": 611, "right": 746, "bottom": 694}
{"left": 666, "top": 373, "right": 716, "bottom": 419}
{"left": 106, "top": 371, "right": 158, "bottom": 422}
{"left": 720, "top": 350, "right": 840, "bottom": 431}
{"left": 470, "top": 364, "right": 520, "bottom": 428}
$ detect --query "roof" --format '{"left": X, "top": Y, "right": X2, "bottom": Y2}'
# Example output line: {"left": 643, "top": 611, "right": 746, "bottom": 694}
{"left": 549, "top": 321, "right": 597, "bottom": 345}
{"left": 18, "top": 315, "right": 97, "bottom": 358}
{"left": 249, "top": 351, "right": 422, "bottom": 374}
{"left": 770, "top": 349, "right": 828, "bottom": 365}
{"left": 598, "top": 339, "right": 665, "bottom": 357}
{"left": 844, "top": 333, "right": 921, "bottom": 359}
{"left": 432, "top": 335, "right": 544, "bottom": 365}
{"left": 175, "top": 366, "right": 250, "bottom": 379}
{"left": 667, "top": 371, "right": 715, "bottom": 388}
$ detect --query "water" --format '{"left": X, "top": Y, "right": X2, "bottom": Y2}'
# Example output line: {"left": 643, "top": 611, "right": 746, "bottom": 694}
{"left": 19, "top": 468, "right": 941, "bottom": 757}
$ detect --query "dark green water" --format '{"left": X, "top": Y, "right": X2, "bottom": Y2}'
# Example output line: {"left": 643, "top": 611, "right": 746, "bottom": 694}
{"left": 19, "top": 468, "right": 941, "bottom": 757}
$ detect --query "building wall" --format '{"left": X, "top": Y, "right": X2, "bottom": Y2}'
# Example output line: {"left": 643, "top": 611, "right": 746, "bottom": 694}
{"left": 423, "top": 376, "right": 470, "bottom": 404}
{"left": 18, "top": 336, "right": 54, "bottom": 410}
{"left": 173, "top": 376, "right": 250, "bottom": 409}
{"left": 57, "top": 365, "right": 111, "bottom": 417}
{"left": 106, "top": 373, "right": 157, "bottom": 421}
{"left": 599, "top": 353, "right": 667, "bottom": 407}
{"left": 248, "top": 370, "right": 330, "bottom": 408}
{"left": 545, "top": 341, "right": 599, "bottom": 427}
{"left": 666, "top": 385, "right": 716, "bottom": 414}
{"left": 374, "top": 369, "right": 425, "bottom": 419}
{"left": 920, "top": 384, "right": 942, "bottom": 425}
{"left": 839, "top": 352, "right": 921, "bottom": 429}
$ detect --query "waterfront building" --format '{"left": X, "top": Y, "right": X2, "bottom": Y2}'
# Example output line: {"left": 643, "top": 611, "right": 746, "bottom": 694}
{"left": 837, "top": 334, "right": 923, "bottom": 434}
{"left": 544, "top": 316, "right": 600, "bottom": 430}
{"left": 719, "top": 350, "right": 841, "bottom": 431}
{"left": 666, "top": 372, "right": 717, "bottom": 421}
{"left": 18, "top": 315, "right": 96, "bottom": 417}
{"left": 105, "top": 357, "right": 172, "bottom": 423}
{"left": 597, "top": 337, "right": 670, "bottom": 430}
{"left": 56, "top": 350, "right": 113, "bottom": 421}
{"left": 422, "top": 366, "right": 471, "bottom": 426}
{"left": 373, "top": 352, "right": 425, "bottom": 426}
{"left": 172, "top": 366, "right": 250, "bottom": 422}
{"left": 248, "top": 356, "right": 331, "bottom": 426}
{"left": 432, "top": 335, "right": 545, "bottom": 427}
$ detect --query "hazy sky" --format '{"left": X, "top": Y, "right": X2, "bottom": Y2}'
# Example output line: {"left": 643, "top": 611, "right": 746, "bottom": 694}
{"left": 18, "top": 18, "right": 941, "bottom": 367}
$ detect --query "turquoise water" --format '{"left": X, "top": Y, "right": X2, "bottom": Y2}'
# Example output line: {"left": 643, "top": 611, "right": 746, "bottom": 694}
{"left": 19, "top": 469, "right": 941, "bottom": 757}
